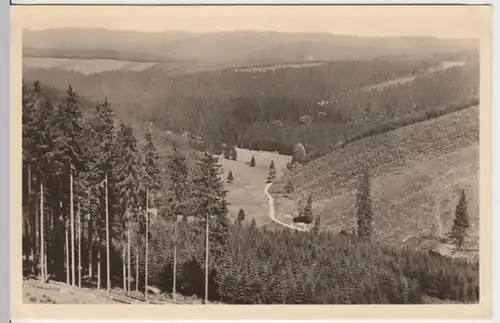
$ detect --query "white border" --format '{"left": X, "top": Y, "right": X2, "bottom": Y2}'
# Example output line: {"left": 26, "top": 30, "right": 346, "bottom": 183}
{"left": 5, "top": 1, "right": 497, "bottom": 323}
{"left": 7, "top": 0, "right": 495, "bottom": 4}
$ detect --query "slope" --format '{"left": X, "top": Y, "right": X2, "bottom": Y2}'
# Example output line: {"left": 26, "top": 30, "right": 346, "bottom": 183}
{"left": 271, "top": 105, "right": 479, "bottom": 250}
{"left": 23, "top": 55, "right": 478, "bottom": 160}
{"left": 23, "top": 278, "right": 212, "bottom": 304}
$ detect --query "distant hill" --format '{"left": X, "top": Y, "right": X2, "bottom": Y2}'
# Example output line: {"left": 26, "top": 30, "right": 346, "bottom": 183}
{"left": 23, "top": 28, "right": 478, "bottom": 66}
{"left": 271, "top": 105, "right": 479, "bottom": 249}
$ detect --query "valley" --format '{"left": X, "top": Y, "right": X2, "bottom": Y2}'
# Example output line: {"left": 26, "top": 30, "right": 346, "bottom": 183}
{"left": 20, "top": 28, "right": 482, "bottom": 305}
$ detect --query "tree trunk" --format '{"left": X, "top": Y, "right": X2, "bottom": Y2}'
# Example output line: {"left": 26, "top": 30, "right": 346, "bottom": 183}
{"left": 43, "top": 202, "right": 49, "bottom": 281}
{"left": 65, "top": 219, "right": 70, "bottom": 284}
{"left": 33, "top": 197, "right": 41, "bottom": 276}
{"left": 44, "top": 238, "right": 48, "bottom": 281}
{"left": 173, "top": 217, "right": 177, "bottom": 300}
{"left": 70, "top": 170, "right": 75, "bottom": 286}
{"left": 40, "top": 181, "right": 45, "bottom": 281}
{"left": 97, "top": 244, "right": 101, "bottom": 290}
{"left": 205, "top": 213, "right": 209, "bottom": 304}
{"left": 54, "top": 200, "right": 62, "bottom": 281}
{"left": 87, "top": 190, "right": 93, "bottom": 280}
{"left": 77, "top": 202, "right": 82, "bottom": 288}
{"left": 144, "top": 187, "right": 149, "bottom": 302}
{"left": 46, "top": 204, "right": 53, "bottom": 279}
{"left": 122, "top": 240, "right": 126, "bottom": 291}
{"left": 28, "top": 165, "right": 36, "bottom": 276}
{"left": 127, "top": 226, "right": 131, "bottom": 294}
{"left": 105, "top": 173, "right": 110, "bottom": 293}
{"left": 34, "top": 196, "right": 39, "bottom": 277}
{"left": 135, "top": 243, "right": 139, "bottom": 293}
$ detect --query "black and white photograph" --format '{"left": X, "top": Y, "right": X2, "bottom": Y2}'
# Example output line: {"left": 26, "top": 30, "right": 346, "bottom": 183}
{"left": 11, "top": 3, "right": 491, "bottom": 315}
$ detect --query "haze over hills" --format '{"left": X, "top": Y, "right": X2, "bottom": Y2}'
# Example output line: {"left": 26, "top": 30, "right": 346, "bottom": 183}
{"left": 23, "top": 28, "right": 478, "bottom": 67}
{"left": 21, "top": 23, "right": 483, "bottom": 305}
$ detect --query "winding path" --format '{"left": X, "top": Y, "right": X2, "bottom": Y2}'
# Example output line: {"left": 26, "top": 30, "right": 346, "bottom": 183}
{"left": 264, "top": 182, "right": 310, "bottom": 232}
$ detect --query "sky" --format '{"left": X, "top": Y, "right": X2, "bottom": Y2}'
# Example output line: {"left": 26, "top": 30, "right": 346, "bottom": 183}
{"left": 12, "top": 5, "right": 490, "bottom": 39}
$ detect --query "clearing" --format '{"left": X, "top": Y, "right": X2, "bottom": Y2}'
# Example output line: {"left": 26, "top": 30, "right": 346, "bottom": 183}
{"left": 271, "top": 106, "right": 479, "bottom": 255}
{"left": 217, "top": 148, "right": 290, "bottom": 227}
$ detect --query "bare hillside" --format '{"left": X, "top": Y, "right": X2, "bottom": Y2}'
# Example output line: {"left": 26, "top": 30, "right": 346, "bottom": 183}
{"left": 271, "top": 106, "right": 479, "bottom": 249}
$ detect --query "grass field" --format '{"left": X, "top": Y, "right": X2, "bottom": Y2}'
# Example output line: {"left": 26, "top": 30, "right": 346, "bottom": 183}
{"left": 23, "top": 57, "right": 158, "bottom": 75}
{"left": 271, "top": 106, "right": 479, "bottom": 253}
{"left": 217, "top": 148, "right": 290, "bottom": 227}
{"left": 23, "top": 279, "right": 212, "bottom": 304}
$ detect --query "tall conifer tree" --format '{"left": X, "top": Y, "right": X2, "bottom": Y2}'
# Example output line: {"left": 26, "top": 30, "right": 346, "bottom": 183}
{"left": 91, "top": 98, "right": 115, "bottom": 291}
{"left": 141, "top": 130, "right": 161, "bottom": 300}
{"left": 356, "top": 166, "right": 373, "bottom": 239}
{"left": 192, "top": 152, "right": 230, "bottom": 302}
{"left": 449, "top": 189, "right": 470, "bottom": 251}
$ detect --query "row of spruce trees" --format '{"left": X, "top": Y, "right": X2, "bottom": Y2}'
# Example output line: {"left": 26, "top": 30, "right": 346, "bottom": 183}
{"left": 22, "top": 81, "right": 478, "bottom": 304}
{"left": 22, "top": 80, "right": 230, "bottom": 300}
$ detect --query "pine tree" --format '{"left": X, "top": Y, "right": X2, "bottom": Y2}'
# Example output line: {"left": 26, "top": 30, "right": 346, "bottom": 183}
{"left": 237, "top": 209, "right": 246, "bottom": 223}
{"left": 284, "top": 178, "right": 294, "bottom": 194}
{"left": 114, "top": 122, "right": 142, "bottom": 294}
{"left": 227, "top": 170, "right": 234, "bottom": 183}
{"left": 449, "top": 189, "right": 470, "bottom": 251}
{"left": 80, "top": 120, "right": 103, "bottom": 285}
{"left": 223, "top": 144, "right": 231, "bottom": 160}
{"left": 312, "top": 214, "right": 321, "bottom": 233}
{"left": 292, "top": 142, "right": 306, "bottom": 165}
{"left": 52, "top": 85, "right": 84, "bottom": 286}
{"left": 22, "top": 80, "right": 40, "bottom": 276}
{"left": 249, "top": 156, "right": 256, "bottom": 168}
{"left": 192, "top": 152, "right": 230, "bottom": 302}
{"left": 250, "top": 218, "right": 257, "bottom": 232}
{"left": 267, "top": 160, "right": 276, "bottom": 182}
{"left": 30, "top": 82, "right": 56, "bottom": 281}
{"left": 90, "top": 98, "right": 116, "bottom": 292}
{"left": 193, "top": 152, "right": 230, "bottom": 253}
{"left": 165, "top": 146, "right": 187, "bottom": 301}
{"left": 356, "top": 167, "right": 373, "bottom": 239}
{"left": 300, "top": 194, "right": 313, "bottom": 223}
{"left": 231, "top": 148, "right": 238, "bottom": 161}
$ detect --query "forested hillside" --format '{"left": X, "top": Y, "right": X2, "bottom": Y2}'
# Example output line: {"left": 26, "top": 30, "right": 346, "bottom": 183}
{"left": 23, "top": 52, "right": 479, "bottom": 160}
{"left": 22, "top": 81, "right": 480, "bottom": 304}
{"left": 23, "top": 47, "right": 177, "bottom": 63}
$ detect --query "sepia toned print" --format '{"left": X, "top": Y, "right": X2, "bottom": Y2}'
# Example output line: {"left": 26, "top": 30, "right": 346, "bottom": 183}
{"left": 10, "top": 4, "right": 491, "bottom": 320}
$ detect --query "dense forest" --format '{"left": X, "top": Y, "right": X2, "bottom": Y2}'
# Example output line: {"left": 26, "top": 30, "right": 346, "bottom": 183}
{"left": 23, "top": 53, "right": 479, "bottom": 160}
{"left": 22, "top": 81, "right": 479, "bottom": 304}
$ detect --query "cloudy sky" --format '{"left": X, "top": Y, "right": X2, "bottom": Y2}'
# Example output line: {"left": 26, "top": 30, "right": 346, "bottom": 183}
{"left": 12, "top": 5, "right": 489, "bottom": 39}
